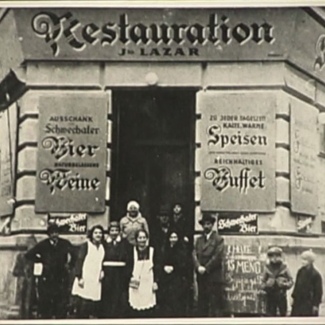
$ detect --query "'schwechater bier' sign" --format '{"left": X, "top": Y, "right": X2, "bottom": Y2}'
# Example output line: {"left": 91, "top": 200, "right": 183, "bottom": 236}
{"left": 290, "top": 99, "right": 318, "bottom": 216}
{"left": 218, "top": 213, "right": 258, "bottom": 234}
{"left": 48, "top": 213, "right": 87, "bottom": 234}
{"left": 198, "top": 92, "right": 276, "bottom": 212}
{"left": 35, "top": 94, "right": 107, "bottom": 213}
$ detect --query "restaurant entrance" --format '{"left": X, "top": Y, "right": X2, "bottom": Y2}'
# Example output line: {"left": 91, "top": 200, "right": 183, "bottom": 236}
{"left": 111, "top": 89, "right": 195, "bottom": 233}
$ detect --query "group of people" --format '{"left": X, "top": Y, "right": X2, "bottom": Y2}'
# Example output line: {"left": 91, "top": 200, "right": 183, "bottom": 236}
{"left": 24, "top": 202, "right": 195, "bottom": 319}
{"left": 23, "top": 200, "right": 324, "bottom": 319}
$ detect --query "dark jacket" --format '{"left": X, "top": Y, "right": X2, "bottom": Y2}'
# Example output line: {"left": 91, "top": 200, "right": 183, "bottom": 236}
{"left": 159, "top": 241, "right": 189, "bottom": 316}
{"left": 261, "top": 262, "right": 294, "bottom": 293}
{"left": 161, "top": 241, "right": 188, "bottom": 283}
{"left": 25, "top": 237, "right": 76, "bottom": 280}
{"left": 160, "top": 241, "right": 188, "bottom": 290}
{"left": 103, "top": 236, "right": 129, "bottom": 264}
{"left": 150, "top": 224, "right": 170, "bottom": 256}
{"left": 193, "top": 231, "right": 225, "bottom": 284}
{"left": 291, "top": 264, "right": 323, "bottom": 316}
{"left": 170, "top": 214, "right": 190, "bottom": 241}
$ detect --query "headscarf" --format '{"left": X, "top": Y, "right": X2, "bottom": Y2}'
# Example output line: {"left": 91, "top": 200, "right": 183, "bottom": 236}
{"left": 301, "top": 250, "right": 316, "bottom": 264}
{"left": 127, "top": 200, "right": 140, "bottom": 212}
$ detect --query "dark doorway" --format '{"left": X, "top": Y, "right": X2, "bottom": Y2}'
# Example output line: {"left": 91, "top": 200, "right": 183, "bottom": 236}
{"left": 111, "top": 89, "right": 195, "bottom": 235}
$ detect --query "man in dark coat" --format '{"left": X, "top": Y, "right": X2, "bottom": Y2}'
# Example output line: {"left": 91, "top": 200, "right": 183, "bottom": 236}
{"left": 25, "top": 223, "right": 76, "bottom": 319}
{"left": 150, "top": 206, "right": 171, "bottom": 256}
{"left": 193, "top": 214, "right": 225, "bottom": 317}
{"left": 291, "top": 250, "right": 323, "bottom": 317}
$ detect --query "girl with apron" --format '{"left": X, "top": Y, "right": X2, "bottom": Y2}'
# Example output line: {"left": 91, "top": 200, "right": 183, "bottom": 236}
{"left": 128, "top": 229, "right": 158, "bottom": 317}
{"left": 72, "top": 225, "right": 105, "bottom": 318}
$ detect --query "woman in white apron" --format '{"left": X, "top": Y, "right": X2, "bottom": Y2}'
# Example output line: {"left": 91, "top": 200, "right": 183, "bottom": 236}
{"left": 126, "top": 229, "right": 159, "bottom": 317}
{"left": 72, "top": 225, "right": 105, "bottom": 318}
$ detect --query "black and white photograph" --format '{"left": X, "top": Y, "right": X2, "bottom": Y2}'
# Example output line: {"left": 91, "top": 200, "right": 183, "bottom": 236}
{"left": 0, "top": 1, "right": 324, "bottom": 322}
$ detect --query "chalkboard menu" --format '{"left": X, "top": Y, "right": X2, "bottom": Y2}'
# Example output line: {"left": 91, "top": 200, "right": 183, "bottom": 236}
{"left": 224, "top": 243, "right": 266, "bottom": 315}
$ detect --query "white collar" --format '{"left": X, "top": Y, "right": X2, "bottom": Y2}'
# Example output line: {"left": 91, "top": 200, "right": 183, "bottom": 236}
{"left": 205, "top": 231, "right": 213, "bottom": 240}
{"left": 106, "top": 235, "right": 122, "bottom": 243}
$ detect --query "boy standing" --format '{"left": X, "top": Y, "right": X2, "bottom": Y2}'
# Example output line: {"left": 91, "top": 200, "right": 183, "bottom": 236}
{"left": 262, "top": 246, "right": 293, "bottom": 316}
{"left": 291, "top": 250, "right": 323, "bottom": 317}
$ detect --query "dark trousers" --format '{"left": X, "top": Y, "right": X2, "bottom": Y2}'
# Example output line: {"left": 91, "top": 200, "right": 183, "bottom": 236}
{"left": 197, "top": 274, "right": 224, "bottom": 317}
{"left": 76, "top": 297, "right": 101, "bottom": 319}
{"left": 100, "top": 269, "right": 127, "bottom": 318}
{"left": 36, "top": 275, "right": 69, "bottom": 319}
{"left": 266, "top": 292, "right": 287, "bottom": 316}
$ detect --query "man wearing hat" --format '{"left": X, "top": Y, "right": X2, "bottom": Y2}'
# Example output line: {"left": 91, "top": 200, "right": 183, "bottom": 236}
{"left": 150, "top": 205, "right": 171, "bottom": 256}
{"left": 261, "top": 246, "right": 293, "bottom": 316}
{"left": 193, "top": 214, "right": 225, "bottom": 317}
{"left": 291, "top": 250, "right": 323, "bottom": 316}
{"left": 25, "top": 223, "right": 77, "bottom": 319}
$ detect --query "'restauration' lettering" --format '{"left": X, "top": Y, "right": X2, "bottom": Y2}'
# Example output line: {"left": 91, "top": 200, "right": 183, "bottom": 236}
{"left": 31, "top": 11, "right": 275, "bottom": 56}
{"left": 204, "top": 166, "right": 266, "bottom": 193}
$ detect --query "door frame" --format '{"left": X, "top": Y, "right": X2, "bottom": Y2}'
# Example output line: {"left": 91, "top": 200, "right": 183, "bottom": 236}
{"left": 110, "top": 87, "right": 196, "bottom": 240}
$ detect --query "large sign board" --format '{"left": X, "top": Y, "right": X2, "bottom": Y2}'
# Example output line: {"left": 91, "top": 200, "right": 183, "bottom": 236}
{"left": 14, "top": 8, "right": 278, "bottom": 61}
{"left": 35, "top": 94, "right": 108, "bottom": 213}
{"left": 198, "top": 92, "right": 276, "bottom": 212}
{"left": 290, "top": 100, "right": 318, "bottom": 216}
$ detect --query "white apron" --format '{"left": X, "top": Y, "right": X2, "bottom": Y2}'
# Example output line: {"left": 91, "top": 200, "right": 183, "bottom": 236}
{"left": 72, "top": 241, "right": 105, "bottom": 301}
{"left": 129, "top": 247, "right": 156, "bottom": 310}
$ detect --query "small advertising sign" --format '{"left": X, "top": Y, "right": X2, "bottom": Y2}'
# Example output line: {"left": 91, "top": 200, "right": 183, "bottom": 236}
{"left": 217, "top": 213, "right": 258, "bottom": 235}
{"left": 296, "top": 215, "right": 313, "bottom": 234}
{"left": 48, "top": 213, "right": 87, "bottom": 234}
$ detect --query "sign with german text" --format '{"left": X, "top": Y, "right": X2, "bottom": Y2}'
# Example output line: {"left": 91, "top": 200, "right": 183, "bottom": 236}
{"left": 2, "top": 9, "right": 325, "bottom": 82}
{"left": 290, "top": 99, "right": 318, "bottom": 216}
{"left": 218, "top": 213, "right": 258, "bottom": 234}
{"left": 35, "top": 94, "right": 108, "bottom": 212}
{"left": 296, "top": 215, "right": 313, "bottom": 234}
{"left": 48, "top": 213, "right": 87, "bottom": 234}
{"left": 224, "top": 243, "right": 266, "bottom": 315}
{"left": 198, "top": 91, "right": 276, "bottom": 212}
{"left": 14, "top": 8, "right": 279, "bottom": 61}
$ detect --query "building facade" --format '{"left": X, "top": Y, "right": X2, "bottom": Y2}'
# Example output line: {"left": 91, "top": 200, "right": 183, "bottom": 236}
{"left": 0, "top": 6, "right": 325, "bottom": 318}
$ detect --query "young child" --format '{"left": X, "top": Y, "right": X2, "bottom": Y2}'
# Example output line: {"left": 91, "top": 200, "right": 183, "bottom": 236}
{"left": 262, "top": 246, "right": 294, "bottom": 316}
{"left": 291, "top": 250, "right": 323, "bottom": 317}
